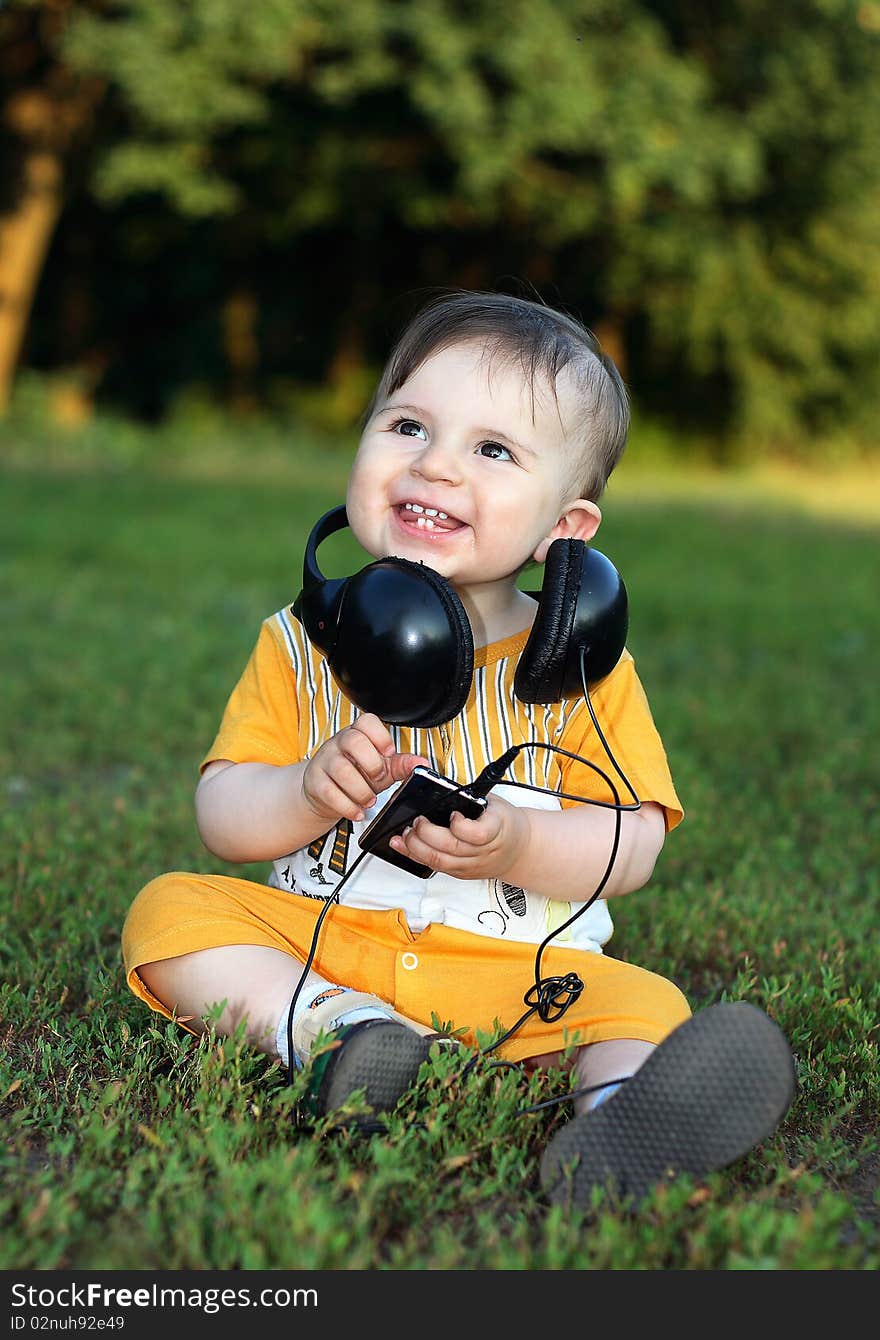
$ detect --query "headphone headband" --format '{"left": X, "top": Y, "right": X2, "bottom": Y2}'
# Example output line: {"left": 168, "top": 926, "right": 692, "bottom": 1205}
{"left": 302, "top": 503, "right": 349, "bottom": 587}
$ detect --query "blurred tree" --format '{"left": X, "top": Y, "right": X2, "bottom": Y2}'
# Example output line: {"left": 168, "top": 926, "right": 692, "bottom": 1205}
{"left": 59, "top": 0, "right": 765, "bottom": 424}
{"left": 0, "top": 0, "right": 104, "bottom": 415}
{"left": 4, "top": 0, "right": 879, "bottom": 449}
{"left": 635, "top": 0, "right": 880, "bottom": 445}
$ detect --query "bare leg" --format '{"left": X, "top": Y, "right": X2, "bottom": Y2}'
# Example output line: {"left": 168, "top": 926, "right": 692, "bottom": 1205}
{"left": 138, "top": 944, "right": 323, "bottom": 1055}
{"left": 572, "top": 1039, "right": 656, "bottom": 1115}
{"left": 525, "top": 1038, "right": 656, "bottom": 1115}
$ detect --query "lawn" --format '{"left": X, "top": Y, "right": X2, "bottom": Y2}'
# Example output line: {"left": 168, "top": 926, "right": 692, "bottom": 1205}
{"left": 1, "top": 438, "right": 878, "bottom": 1271}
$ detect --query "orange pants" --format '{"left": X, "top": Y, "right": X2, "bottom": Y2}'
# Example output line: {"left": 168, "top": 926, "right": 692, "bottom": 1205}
{"left": 122, "top": 871, "right": 691, "bottom": 1064}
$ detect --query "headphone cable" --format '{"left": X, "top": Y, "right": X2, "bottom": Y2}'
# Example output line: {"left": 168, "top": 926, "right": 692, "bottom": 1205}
{"left": 451, "top": 646, "right": 643, "bottom": 1110}
{"left": 284, "top": 645, "right": 642, "bottom": 1110}
{"left": 284, "top": 848, "right": 371, "bottom": 1088}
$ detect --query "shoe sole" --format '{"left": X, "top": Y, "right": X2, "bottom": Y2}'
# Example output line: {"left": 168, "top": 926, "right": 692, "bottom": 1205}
{"left": 316, "top": 1019, "right": 435, "bottom": 1116}
{"left": 539, "top": 1001, "right": 797, "bottom": 1208}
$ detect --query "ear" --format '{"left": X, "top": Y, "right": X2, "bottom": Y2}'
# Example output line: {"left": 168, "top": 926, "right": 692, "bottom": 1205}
{"left": 532, "top": 499, "right": 602, "bottom": 565}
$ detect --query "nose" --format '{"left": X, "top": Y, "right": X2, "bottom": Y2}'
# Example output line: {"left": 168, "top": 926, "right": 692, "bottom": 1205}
{"left": 411, "top": 436, "right": 462, "bottom": 485}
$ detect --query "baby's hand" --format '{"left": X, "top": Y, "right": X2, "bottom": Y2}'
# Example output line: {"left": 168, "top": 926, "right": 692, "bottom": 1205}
{"left": 389, "top": 795, "right": 530, "bottom": 881}
{"left": 302, "top": 714, "right": 428, "bottom": 824}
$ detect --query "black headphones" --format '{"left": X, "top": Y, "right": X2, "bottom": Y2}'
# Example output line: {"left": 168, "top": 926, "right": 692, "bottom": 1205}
{"left": 292, "top": 505, "right": 628, "bottom": 728}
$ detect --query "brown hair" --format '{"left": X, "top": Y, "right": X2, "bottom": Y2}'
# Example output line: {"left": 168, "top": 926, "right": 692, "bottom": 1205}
{"left": 363, "top": 290, "right": 630, "bottom": 500}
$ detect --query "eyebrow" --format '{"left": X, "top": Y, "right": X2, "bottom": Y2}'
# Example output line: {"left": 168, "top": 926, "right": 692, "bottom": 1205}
{"left": 378, "top": 402, "right": 537, "bottom": 458}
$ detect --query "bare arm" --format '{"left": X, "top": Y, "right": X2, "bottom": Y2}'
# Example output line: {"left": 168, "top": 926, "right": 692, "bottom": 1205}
{"left": 195, "top": 759, "right": 325, "bottom": 863}
{"left": 195, "top": 714, "right": 428, "bottom": 864}
{"left": 493, "top": 800, "right": 666, "bottom": 901}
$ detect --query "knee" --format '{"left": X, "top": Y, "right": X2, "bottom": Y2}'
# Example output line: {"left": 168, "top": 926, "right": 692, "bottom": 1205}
{"left": 122, "top": 871, "right": 200, "bottom": 948}
{"left": 656, "top": 975, "right": 692, "bottom": 1033}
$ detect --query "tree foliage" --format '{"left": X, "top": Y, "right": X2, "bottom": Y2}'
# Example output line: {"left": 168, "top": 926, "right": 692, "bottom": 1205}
{"left": 6, "top": 0, "right": 879, "bottom": 447}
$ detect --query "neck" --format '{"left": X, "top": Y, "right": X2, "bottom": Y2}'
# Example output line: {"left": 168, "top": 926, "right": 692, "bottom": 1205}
{"left": 454, "top": 579, "right": 537, "bottom": 649}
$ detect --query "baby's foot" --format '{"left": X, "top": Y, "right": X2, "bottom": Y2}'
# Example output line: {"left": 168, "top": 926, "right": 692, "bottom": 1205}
{"left": 540, "top": 1001, "right": 796, "bottom": 1207}
{"left": 293, "top": 989, "right": 452, "bottom": 1118}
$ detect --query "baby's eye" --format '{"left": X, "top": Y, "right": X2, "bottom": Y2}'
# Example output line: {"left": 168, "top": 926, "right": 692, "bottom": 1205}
{"left": 478, "top": 441, "right": 513, "bottom": 462}
{"left": 393, "top": 419, "right": 428, "bottom": 440}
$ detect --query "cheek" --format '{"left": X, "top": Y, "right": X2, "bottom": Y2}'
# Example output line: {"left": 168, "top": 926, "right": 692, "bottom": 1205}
{"left": 348, "top": 439, "right": 395, "bottom": 487}
{"left": 344, "top": 477, "right": 372, "bottom": 549}
{"left": 345, "top": 454, "right": 396, "bottom": 554}
{"left": 346, "top": 451, "right": 379, "bottom": 512}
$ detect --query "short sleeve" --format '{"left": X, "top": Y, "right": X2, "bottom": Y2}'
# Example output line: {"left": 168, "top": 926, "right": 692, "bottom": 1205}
{"left": 200, "top": 618, "right": 301, "bottom": 772}
{"left": 557, "top": 651, "right": 684, "bottom": 832}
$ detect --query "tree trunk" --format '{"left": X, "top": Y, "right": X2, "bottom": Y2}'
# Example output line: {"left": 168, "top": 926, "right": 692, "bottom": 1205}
{"left": 0, "top": 142, "right": 64, "bottom": 415}
{"left": 593, "top": 318, "right": 628, "bottom": 380}
{"left": 222, "top": 288, "right": 260, "bottom": 415}
{"left": 0, "top": 65, "right": 104, "bottom": 419}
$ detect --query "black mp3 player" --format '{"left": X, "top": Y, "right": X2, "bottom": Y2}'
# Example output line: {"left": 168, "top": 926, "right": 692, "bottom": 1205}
{"left": 357, "top": 765, "right": 488, "bottom": 879}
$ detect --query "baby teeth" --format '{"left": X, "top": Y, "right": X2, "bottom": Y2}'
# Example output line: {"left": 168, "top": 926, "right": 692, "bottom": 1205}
{"left": 404, "top": 502, "right": 448, "bottom": 520}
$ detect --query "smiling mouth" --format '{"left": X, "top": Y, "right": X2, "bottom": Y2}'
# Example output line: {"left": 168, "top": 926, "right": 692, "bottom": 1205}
{"left": 396, "top": 501, "right": 464, "bottom": 533}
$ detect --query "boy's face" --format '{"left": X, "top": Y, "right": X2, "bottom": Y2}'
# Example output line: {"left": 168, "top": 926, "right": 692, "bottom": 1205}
{"left": 346, "top": 341, "right": 600, "bottom": 594}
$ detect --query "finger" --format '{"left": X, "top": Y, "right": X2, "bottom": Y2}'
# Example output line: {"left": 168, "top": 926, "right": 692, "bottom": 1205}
{"left": 447, "top": 811, "right": 494, "bottom": 840}
{"left": 401, "top": 816, "right": 478, "bottom": 859}
{"left": 351, "top": 713, "right": 397, "bottom": 757}
{"left": 337, "top": 730, "right": 394, "bottom": 786}
{"left": 306, "top": 773, "right": 373, "bottom": 823}
{"left": 390, "top": 824, "right": 443, "bottom": 871}
{"left": 416, "top": 815, "right": 472, "bottom": 849}
{"left": 385, "top": 752, "right": 431, "bottom": 785}
{"left": 342, "top": 726, "right": 429, "bottom": 789}
{"left": 324, "top": 757, "right": 379, "bottom": 810}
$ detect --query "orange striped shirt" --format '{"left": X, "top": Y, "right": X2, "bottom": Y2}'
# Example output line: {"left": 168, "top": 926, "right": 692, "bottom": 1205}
{"left": 202, "top": 607, "right": 683, "bottom": 953}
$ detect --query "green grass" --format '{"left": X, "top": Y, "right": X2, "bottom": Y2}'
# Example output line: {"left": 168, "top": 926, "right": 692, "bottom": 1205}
{"left": 1, "top": 443, "right": 878, "bottom": 1271}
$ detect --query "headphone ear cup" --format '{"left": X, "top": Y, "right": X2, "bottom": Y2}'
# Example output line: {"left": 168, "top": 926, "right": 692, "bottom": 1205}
{"left": 515, "top": 539, "right": 628, "bottom": 702}
{"left": 515, "top": 540, "right": 583, "bottom": 703}
{"left": 326, "top": 558, "right": 474, "bottom": 728}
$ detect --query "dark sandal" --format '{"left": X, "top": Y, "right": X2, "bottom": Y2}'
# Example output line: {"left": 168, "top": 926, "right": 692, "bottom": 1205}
{"left": 306, "top": 1018, "right": 437, "bottom": 1118}
{"left": 540, "top": 1001, "right": 797, "bottom": 1207}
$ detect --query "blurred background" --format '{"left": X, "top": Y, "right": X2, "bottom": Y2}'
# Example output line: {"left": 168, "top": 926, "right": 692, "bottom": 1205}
{"left": 1, "top": 0, "right": 878, "bottom": 483}
{"left": 3, "top": 8, "right": 879, "bottom": 1270}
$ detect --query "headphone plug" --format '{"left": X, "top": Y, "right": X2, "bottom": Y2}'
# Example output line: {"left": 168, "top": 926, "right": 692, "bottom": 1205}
{"left": 468, "top": 745, "right": 522, "bottom": 798}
